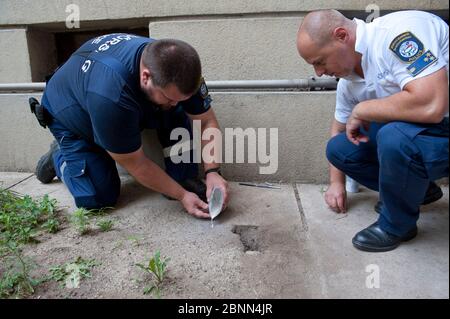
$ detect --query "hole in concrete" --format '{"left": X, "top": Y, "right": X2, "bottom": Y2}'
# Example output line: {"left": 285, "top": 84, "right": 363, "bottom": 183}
{"left": 231, "top": 225, "right": 260, "bottom": 252}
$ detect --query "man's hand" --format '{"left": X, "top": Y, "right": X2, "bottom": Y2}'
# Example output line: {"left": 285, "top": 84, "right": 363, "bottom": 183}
{"left": 181, "top": 192, "right": 210, "bottom": 219}
{"left": 346, "top": 112, "right": 370, "bottom": 145}
{"left": 205, "top": 172, "right": 229, "bottom": 209}
{"left": 324, "top": 182, "right": 347, "bottom": 214}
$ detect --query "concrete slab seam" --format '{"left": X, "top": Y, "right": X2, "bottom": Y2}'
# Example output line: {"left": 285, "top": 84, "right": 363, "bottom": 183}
{"left": 2, "top": 173, "right": 35, "bottom": 190}
{"left": 293, "top": 183, "right": 308, "bottom": 231}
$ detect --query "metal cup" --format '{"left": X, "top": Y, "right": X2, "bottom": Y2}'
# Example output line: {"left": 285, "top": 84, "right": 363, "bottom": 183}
{"left": 209, "top": 187, "right": 224, "bottom": 220}
{"left": 345, "top": 176, "right": 360, "bottom": 193}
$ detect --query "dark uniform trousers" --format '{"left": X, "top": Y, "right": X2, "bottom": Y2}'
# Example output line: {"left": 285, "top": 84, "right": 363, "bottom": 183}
{"left": 48, "top": 105, "right": 198, "bottom": 209}
{"left": 326, "top": 118, "right": 449, "bottom": 237}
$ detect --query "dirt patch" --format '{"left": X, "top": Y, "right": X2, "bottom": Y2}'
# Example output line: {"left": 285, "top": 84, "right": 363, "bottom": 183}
{"left": 3, "top": 178, "right": 316, "bottom": 299}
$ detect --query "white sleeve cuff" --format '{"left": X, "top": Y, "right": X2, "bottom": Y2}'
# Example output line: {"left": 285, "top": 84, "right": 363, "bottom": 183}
{"left": 334, "top": 113, "right": 348, "bottom": 124}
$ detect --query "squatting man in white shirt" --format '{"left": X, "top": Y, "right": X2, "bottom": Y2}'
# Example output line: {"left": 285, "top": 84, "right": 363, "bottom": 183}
{"left": 297, "top": 9, "right": 449, "bottom": 252}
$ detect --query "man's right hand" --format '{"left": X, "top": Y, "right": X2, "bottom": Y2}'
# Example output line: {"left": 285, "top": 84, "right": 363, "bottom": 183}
{"left": 324, "top": 182, "right": 347, "bottom": 214}
{"left": 181, "top": 191, "right": 210, "bottom": 219}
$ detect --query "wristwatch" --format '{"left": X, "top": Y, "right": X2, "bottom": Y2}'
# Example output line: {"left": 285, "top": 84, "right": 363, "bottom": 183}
{"left": 205, "top": 167, "right": 222, "bottom": 176}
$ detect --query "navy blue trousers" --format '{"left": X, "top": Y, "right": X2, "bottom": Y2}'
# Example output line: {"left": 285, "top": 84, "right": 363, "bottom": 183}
{"left": 326, "top": 119, "right": 449, "bottom": 236}
{"left": 48, "top": 105, "right": 198, "bottom": 209}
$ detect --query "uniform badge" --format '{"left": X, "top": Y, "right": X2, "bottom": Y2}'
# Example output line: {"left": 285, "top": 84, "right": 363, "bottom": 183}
{"left": 389, "top": 31, "right": 424, "bottom": 63}
{"left": 407, "top": 50, "right": 438, "bottom": 77}
{"left": 199, "top": 77, "right": 209, "bottom": 99}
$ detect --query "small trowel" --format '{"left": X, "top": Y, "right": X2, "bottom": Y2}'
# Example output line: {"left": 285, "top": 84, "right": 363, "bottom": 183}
{"left": 208, "top": 187, "right": 224, "bottom": 222}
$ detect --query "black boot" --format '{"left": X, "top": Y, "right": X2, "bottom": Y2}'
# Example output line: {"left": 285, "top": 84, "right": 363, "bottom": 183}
{"left": 374, "top": 181, "right": 443, "bottom": 214}
{"left": 35, "top": 140, "right": 59, "bottom": 184}
{"left": 164, "top": 178, "right": 207, "bottom": 203}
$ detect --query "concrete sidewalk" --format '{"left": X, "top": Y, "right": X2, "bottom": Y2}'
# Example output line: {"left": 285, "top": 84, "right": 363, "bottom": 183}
{"left": 1, "top": 172, "right": 448, "bottom": 299}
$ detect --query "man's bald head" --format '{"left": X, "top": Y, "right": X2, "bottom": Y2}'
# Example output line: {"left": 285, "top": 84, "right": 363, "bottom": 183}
{"left": 296, "top": 10, "right": 360, "bottom": 78}
{"left": 298, "top": 10, "right": 352, "bottom": 48}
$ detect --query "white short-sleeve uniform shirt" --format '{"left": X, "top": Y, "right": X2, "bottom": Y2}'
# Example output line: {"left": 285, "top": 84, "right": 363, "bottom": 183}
{"left": 335, "top": 78, "right": 373, "bottom": 124}
{"left": 335, "top": 10, "right": 449, "bottom": 124}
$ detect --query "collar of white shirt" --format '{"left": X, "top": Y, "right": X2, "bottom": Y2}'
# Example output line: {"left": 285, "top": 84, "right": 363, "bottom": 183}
{"left": 354, "top": 18, "right": 368, "bottom": 56}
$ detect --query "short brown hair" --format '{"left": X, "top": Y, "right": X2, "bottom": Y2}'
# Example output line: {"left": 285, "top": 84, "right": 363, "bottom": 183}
{"left": 142, "top": 39, "right": 202, "bottom": 95}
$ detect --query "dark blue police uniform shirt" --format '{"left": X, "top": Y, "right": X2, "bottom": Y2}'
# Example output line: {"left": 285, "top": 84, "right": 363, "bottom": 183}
{"left": 42, "top": 33, "right": 212, "bottom": 154}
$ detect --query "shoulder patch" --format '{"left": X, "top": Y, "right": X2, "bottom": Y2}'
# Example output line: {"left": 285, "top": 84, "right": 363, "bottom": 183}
{"left": 407, "top": 50, "right": 438, "bottom": 77}
{"left": 199, "top": 77, "right": 209, "bottom": 99}
{"left": 389, "top": 32, "right": 424, "bottom": 63}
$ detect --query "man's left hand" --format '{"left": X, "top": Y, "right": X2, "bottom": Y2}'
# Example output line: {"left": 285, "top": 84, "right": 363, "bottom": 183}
{"left": 206, "top": 172, "right": 229, "bottom": 209}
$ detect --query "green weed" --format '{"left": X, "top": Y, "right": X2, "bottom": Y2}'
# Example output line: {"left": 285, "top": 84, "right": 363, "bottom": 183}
{"left": 0, "top": 240, "right": 43, "bottom": 298}
{"left": 0, "top": 190, "right": 61, "bottom": 243}
{"left": 0, "top": 189, "right": 61, "bottom": 298}
{"left": 70, "top": 208, "right": 91, "bottom": 235}
{"left": 96, "top": 219, "right": 114, "bottom": 232}
{"left": 49, "top": 257, "right": 99, "bottom": 289}
{"left": 86, "top": 207, "right": 114, "bottom": 217}
{"left": 127, "top": 235, "right": 143, "bottom": 247}
{"left": 136, "top": 250, "right": 170, "bottom": 298}
{"left": 70, "top": 207, "right": 115, "bottom": 235}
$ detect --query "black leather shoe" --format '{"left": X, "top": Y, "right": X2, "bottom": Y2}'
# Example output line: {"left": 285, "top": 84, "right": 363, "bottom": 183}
{"left": 374, "top": 181, "right": 443, "bottom": 214}
{"left": 163, "top": 178, "right": 207, "bottom": 202}
{"left": 35, "top": 140, "right": 59, "bottom": 184}
{"left": 352, "top": 222, "right": 417, "bottom": 252}
{"left": 421, "top": 181, "right": 444, "bottom": 205}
